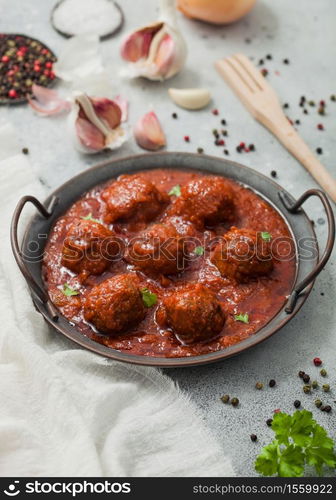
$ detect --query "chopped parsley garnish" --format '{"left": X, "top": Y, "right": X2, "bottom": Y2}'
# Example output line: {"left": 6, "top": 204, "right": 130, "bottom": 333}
{"left": 62, "top": 283, "right": 79, "bottom": 296}
{"left": 81, "top": 213, "right": 101, "bottom": 224}
{"left": 168, "top": 184, "right": 181, "bottom": 197}
{"left": 141, "top": 288, "right": 158, "bottom": 308}
{"left": 194, "top": 246, "right": 204, "bottom": 256}
{"left": 261, "top": 231, "right": 272, "bottom": 242}
{"left": 255, "top": 410, "right": 336, "bottom": 477}
{"left": 234, "top": 313, "right": 249, "bottom": 324}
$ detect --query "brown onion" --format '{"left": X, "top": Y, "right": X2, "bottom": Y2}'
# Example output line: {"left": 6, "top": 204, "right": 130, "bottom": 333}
{"left": 177, "top": 0, "right": 257, "bottom": 25}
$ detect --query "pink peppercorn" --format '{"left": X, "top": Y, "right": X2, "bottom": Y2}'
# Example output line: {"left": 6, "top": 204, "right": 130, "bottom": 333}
{"left": 313, "top": 357, "right": 322, "bottom": 366}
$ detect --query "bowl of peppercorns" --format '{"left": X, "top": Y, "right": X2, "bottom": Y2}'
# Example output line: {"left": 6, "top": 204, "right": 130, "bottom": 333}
{"left": 0, "top": 33, "right": 57, "bottom": 105}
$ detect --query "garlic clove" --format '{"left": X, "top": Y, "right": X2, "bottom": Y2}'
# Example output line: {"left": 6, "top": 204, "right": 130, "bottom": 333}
{"left": 153, "top": 33, "right": 175, "bottom": 77}
{"left": 134, "top": 111, "right": 166, "bottom": 151}
{"left": 76, "top": 116, "right": 106, "bottom": 150}
{"left": 120, "top": 0, "right": 187, "bottom": 81}
{"left": 90, "top": 97, "right": 122, "bottom": 129}
{"left": 114, "top": 95, "right": 128, "bottom": 121}
{"left": 27, "top": 84, "right": 71, "bottom": 115}
{"left": 168, "top": 87, "right": 211, "bottom": 110}
{"left": 121, "top": 23, "right": 163, "bottom": 62}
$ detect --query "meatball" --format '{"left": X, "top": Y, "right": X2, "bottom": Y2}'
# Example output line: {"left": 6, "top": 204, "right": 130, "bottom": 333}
{"left": 169, "top": 176, "right": 235, "bottom": 228}
{"left": 102, "top": 175, "right": 169, "bottom": 224}
{"left": 211, "top": 227, "right": 274, "bottom": 282}
{"left": 61, "top": 219, "right": 120, "bottom": 275}
{"left": 83, "top": 274, "right": 146, "bottom": 334}
{"left": 125, "top": 223, "right": 185, "bottom": 275}
{"left": 163, "top": 284, "right": 225, "bottom": 344}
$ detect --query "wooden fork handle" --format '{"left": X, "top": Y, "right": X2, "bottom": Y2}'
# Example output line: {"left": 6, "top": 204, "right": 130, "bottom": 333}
{"left": 259, "top": 112, "right": 336, "bottom": 203}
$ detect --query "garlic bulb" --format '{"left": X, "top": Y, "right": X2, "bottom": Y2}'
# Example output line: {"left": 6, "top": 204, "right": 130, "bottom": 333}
{"left": 120, "top": 0, "right": 187, "bottom": 81}
{"left": 168, "top": 87, "right": 211, "bottom": 110}
{"left": 68, "top": 92, "right": 128, "bottom": 153}
{"left": 134, "top": 111, "right": 166, "bottom": 150}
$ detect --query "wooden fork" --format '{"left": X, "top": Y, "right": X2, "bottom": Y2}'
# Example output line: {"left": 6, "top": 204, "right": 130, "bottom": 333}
{"left": 215, "top": 53, "right": 336, "bottom": 203}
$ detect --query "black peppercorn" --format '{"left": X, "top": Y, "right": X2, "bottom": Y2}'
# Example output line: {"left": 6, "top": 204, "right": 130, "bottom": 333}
{"left": 269, "top": 379, "right": 276, "bottom": 388}
{"left": 231, "top": 397, "right": 239, "bottom": 407}
{"left": 302, "top": 374, "right": 310, "bottom": 383}
{"left": 224, "top": 149, "right": 229, "bottom": 155}
{"left": 236, "top": 146, "right": 242, "bottom": 153}
{"left": 266, "top": 54, "right": 272, "bottom": 60}
{"left": 294, "top": 400, "right": 301, "bottom": 408}
{"left": 283, "top": 103, "right": 289, "bottom": 109}
{"left": 266, "top": 418, "right": 273, "bottom": 427}
{"left": 249, "top": 144, "right": 255, "bottom": 151}
{"left": 270, "top": 170, "right": 277, "bottom": 178}
{"left": 283, "top": 58, "right": 290, "bottom": 64}
{"left": 220, "top": 394, "right": 230, "bottom": 404}
{"left": 295, "top": 119, "right": 301, "bottom": 125}
{"left": 303, "top": 109, "right": 308, "bottom": 114}
{"left": 172, "top": 112, "right": 178, "bottom": 119}
{"left": 321, "top": 405, "right": 332, "bottom": 413}
{"left": 298, "top": 370, "right": 305, "bottom": 378}
{"left": 316, "top": 147, "right": 323, "bottom": 155}
{"left": 22, "top": 147, "right": 29, "bottom": 155}
{"left": 221, "top": 119, "right": 227, "bottom": 126}
{"left": 250, "top": 434, "right": 257, "bottom": 442}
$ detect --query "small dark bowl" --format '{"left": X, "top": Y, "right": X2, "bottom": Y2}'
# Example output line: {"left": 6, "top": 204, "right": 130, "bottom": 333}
{"left": 11, "top": 153, "right": 335, "bottom": 367}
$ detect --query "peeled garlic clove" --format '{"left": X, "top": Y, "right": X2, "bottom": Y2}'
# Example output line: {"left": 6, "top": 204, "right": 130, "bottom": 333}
{"left": 168, "top": 88, "right": 211, "bottom": 110}
{"left": 120, "top": 0, "right": 187, "bottom": 81}
{"left": 134, "top": 111, "right": 166, "bottom": 151}
{"left": 27, "top": 84, "right": 71, "bottom": 116}
{"left": 68, "top": 92, "right": 128, "bottom": 154}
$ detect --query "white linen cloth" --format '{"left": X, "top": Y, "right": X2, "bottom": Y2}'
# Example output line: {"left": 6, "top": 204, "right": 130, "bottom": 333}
{"left": 0, "top": 124, "right": 234, "bottom": 477}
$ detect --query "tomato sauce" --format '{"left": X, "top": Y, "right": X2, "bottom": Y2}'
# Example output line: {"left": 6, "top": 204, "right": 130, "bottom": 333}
{"left": 43, "top": 169, "right": 296, "bottom": 358}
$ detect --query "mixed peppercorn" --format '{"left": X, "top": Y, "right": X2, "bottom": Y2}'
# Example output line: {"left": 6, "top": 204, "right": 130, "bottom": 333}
{"left": 0, "top": 34, "right": 56, "bottom": 103}
{"left": 220, "top": 357, "right": 333, "bottom": 444}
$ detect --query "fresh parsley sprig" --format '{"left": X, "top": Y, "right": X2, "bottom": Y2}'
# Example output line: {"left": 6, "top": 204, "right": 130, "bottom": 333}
{"left": 141, "top": 288, "right": 158, "bottom": 308}
{"left": 62, "top": 283, "right": 79, "bottom": 296}
{"left": 255, "top": 410, "right": 336, "bottom": 477}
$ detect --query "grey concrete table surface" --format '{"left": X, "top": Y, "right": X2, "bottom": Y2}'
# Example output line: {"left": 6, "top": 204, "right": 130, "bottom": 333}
{"left": 1, "top": 0, "right": 335, "bottom": 477}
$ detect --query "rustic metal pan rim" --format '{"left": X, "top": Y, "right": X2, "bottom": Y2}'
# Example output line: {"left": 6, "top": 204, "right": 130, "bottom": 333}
{"left": 13, "top": 152, "right": 334, "bottom": 368}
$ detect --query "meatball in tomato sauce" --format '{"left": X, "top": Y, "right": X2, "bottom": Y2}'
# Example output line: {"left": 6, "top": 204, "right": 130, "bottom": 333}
{"left": 211, "top": 227, "right": 273, "bottom": 283}
{"left": 162, "top": 283, "right": 225, "bottom": 344}
{"left": 102, "top": 175, "right": 169, "bottom": 224}
{"left": 61, "top": 219, "right": 119, "bottom": 275}
{"left": 169, "top": 176, "right": 234, "bottom": 228}
{"left": 125, "top": 223, "right": 185, "bottom": 275}
{"left": 83, "top": 274, "right": 146, "bottom": 335}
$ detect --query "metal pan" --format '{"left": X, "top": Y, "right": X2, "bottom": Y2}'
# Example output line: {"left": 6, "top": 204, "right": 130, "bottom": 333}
{"left": 10, "top": 153, "right": 335, "bottom": 367}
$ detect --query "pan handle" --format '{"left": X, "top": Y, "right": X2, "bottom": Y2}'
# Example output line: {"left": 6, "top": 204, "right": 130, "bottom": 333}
{"left": 10, "top": 195, "right": 59, "bottom": 321}
{"left": 279, "top": 189, "right": 335, "bottom": 313}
